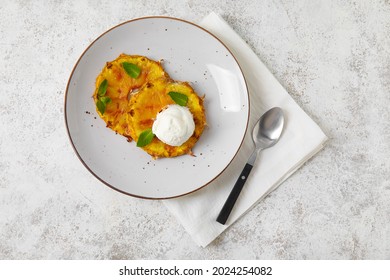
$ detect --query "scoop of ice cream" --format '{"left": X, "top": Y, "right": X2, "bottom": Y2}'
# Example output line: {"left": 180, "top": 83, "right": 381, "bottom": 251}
{"left": 152, "top": 104, "right": 195, "bottom": 146}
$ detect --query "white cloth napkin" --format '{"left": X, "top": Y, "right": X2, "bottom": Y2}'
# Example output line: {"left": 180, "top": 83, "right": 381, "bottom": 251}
{"left": 163, "top": 12, "right": 328, "bottom": 247}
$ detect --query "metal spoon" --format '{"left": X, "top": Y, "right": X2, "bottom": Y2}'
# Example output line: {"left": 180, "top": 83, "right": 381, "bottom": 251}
{"left": 216, "top": 107, "right": 285, "bottom": 225}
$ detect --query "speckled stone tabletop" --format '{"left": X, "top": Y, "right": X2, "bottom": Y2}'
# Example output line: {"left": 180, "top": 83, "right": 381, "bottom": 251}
{"left": 1, "top": 0, "right": 389, "bottom": 259}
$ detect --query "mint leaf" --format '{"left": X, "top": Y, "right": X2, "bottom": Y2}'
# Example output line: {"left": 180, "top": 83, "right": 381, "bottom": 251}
{"left": 137, "top": 129, "right": 155, "bottom": 147}
{"left": 100, "top": 96, "right": 111, "bottom": 105}
{"left": 97, "top": 79, "right": 108, "bottom": 97}
{"left": 122, "top": 62, "right": 141, "bottom": 78}
{"left": 168, "top": 91, "right": 188, "bottom": 106}
{"left": 96, "top": 96, "right": 111, "bottom": 115}
{"left": 96, "top": 99, "right": 106, "bottom": 115}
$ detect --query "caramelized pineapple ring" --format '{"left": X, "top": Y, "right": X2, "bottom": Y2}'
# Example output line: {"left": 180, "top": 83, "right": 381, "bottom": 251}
{"left": 128, "top": 79, "right": 206, "bottom": 158}
{"left": 93, "top": 54, "right": 167, "bottom": 137}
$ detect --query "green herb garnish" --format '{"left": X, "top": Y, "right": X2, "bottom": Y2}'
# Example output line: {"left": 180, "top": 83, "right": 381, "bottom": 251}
{"left": 96, "top": 99, "right": 105, "bottom": 115}
{"left": 97, "top": 79, "right": 108, "bottom": 97}
{"left": 100, "top": 96, "right": 112, "bottom": 105}
{"left": 122, "top": 62, "right": 141, "bottom": 78}
{"left": 96, "top": 97, "right": 111, "bottom": 115}
{"left": 168, "top": 91, "right": 188, "bottom": 106}
{"left": 96, "top": 79, "right": 111, "bottom": 115}
{"left": 137, "top": 129, "right": 155, "bottom": 147}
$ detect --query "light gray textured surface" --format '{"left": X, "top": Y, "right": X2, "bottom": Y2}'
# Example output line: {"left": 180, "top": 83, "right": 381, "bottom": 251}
{"left": 0, "top": 0, "right": 389, "bottom": 259}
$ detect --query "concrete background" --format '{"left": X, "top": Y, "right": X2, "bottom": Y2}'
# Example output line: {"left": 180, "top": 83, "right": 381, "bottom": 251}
{"left": 0, "top": 0, "right": 389, "bottom": 259}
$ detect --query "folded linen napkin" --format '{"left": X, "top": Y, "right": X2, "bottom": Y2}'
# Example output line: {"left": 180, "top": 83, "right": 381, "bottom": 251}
{"left": 163, "top": 12, "right": 328, "bottom": 247}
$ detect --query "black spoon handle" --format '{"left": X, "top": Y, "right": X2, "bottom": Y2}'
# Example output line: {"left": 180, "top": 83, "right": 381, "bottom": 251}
{"left": 216, "top": 163, "right": 254, "bottom": 225}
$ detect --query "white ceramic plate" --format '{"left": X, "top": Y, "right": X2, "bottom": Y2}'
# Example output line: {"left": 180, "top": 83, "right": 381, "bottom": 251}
{"left": 65, "top": 17, "right": 249, "bottom": 199}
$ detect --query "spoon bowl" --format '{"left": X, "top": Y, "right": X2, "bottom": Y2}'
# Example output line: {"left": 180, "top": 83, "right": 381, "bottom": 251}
{"left": 217, "top": 107, "right": 285, "bottom": 224}
{"left": 248, "top": 107, "right": 284, "bottom": 165}
{"left": 254, "top": 107, "right": 284, "bottom": 148}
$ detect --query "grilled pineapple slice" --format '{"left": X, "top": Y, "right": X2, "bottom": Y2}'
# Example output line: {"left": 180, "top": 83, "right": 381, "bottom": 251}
{"left": 93, "top": 54, "right": 167, "bottom": 138}
{"left": 94, "top": 54, "right": 206, "bottom": 158}
{"left": 128, "top": 78, "right": 206, "bottom": 158}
